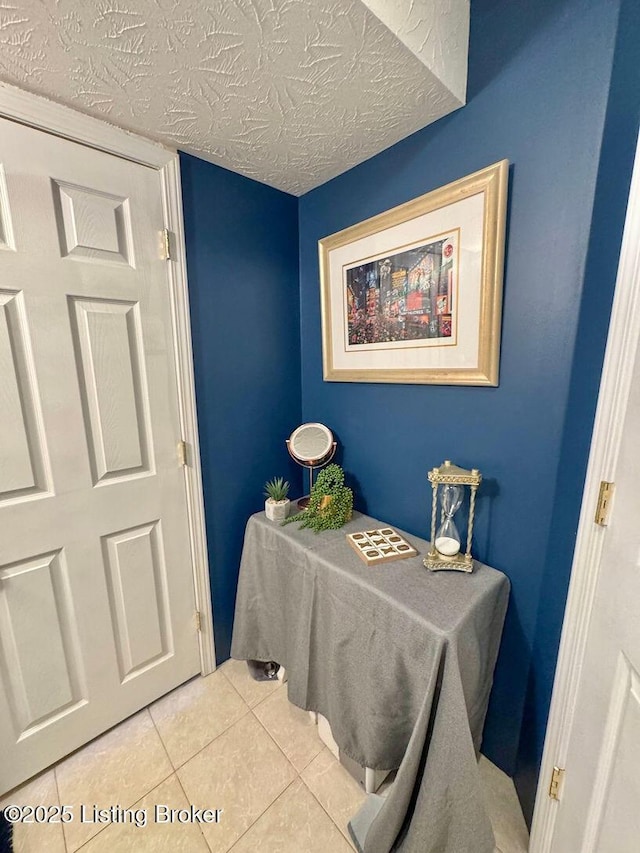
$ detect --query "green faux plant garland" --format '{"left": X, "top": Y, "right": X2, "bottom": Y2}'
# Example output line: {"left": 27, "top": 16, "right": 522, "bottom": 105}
{"left": 283, "top": 463, "right": 353, "bottom": 532}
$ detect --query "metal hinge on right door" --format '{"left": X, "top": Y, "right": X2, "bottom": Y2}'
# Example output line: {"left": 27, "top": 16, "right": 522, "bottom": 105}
{"left": 161, "top": 228, "right": 173, "bottom": 260}
{"left": 594, "top": 481, "right": 614, "bottom": 526}
{"left": 549, "top": 766, "right": 565, "bottom": 800}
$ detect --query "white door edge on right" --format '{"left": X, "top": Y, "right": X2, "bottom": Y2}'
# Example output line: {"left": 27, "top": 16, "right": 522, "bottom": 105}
{"left": 530, "top": 128, "right": 640, "bottom": 853}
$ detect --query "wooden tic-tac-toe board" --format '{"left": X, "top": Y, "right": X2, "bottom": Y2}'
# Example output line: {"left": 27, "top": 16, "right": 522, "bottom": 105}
{"left": 347, "top": 528, "right": 418, "bottom": 565}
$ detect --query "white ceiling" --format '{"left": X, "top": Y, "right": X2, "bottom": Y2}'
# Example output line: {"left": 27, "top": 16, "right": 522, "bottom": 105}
{"left": 0, "top": 1, "right": 469, "bottom": 196}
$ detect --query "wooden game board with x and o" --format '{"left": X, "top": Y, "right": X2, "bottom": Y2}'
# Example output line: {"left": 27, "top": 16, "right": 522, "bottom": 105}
{"left": 347, "top": 528, "right": 418, "bottom": 565}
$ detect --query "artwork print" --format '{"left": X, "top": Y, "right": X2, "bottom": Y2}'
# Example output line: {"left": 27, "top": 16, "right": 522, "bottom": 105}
{"left": 345, "top": 233, "right": 457, "bottom": 350}
{"left": 319, "top": 160, "right": 508, "bottom": 385}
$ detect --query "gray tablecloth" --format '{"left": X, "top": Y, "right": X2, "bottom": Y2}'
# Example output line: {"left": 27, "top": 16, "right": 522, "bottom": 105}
{"left": 231, "top": 511, "right": 509, "bottom": 853}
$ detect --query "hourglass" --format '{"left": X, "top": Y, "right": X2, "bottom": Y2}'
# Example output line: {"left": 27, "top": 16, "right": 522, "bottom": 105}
{"left": 435, "top": 484, "right": 463, "bottom": 556}
{"left": 424, "top": 461, "right": 482, "bottom": 572}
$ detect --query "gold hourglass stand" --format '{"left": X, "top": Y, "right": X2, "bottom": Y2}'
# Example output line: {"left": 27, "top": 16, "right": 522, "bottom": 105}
{"left": 424, "top": 461, "right": 482, "bottom": 573}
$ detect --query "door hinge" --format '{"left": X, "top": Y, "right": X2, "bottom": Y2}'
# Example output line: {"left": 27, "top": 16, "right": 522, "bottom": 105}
{"left": 594, "top": 481, "right": 614, "bottom": 526}
{"left": 549, "top": 766, "right": 565, "bottom": 800}
{"left": 194, "top": 610, "right": 202, "bottom": 632}
{"left": 161, "top": 228, "right": 173, "bottom": 260}
{"left": 177, "top": 440, "right": 188, "bottom": 466}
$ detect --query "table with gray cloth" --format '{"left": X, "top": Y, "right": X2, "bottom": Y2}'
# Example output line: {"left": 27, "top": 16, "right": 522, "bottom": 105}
{"left": 231, "top": 511, "right": 510, "bottom": 853}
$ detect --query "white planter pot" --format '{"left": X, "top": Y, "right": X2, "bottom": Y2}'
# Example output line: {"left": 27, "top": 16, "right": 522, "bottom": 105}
{"left": 265, "top": 498, "right": 290, "bottom": 522}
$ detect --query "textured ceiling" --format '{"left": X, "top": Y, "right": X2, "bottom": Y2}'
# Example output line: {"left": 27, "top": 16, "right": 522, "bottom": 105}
{"left": 0, "top": 1, "right": 469, "bottom": 195}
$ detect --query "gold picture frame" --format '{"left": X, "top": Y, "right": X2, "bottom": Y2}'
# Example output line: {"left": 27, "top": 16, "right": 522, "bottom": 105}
{"left": 319, "top": 160, "right": 508, "bottom": 385}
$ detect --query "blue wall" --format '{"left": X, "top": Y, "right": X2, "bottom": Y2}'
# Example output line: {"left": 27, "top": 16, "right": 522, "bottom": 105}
{"left": 180, "top": 153, "right": 302, "bottom": 661}
{"left": 297, "top": 0, "right": 636, "bottom": 822}
{"left": 513, "top": 0, "right": 640, "bottom": 817}
{"left": 180, "top": 0, "right": 640, "bottom": 826}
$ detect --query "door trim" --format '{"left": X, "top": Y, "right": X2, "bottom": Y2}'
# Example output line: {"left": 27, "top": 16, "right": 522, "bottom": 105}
{"left": 530, "top": 127, "right": 640, "bottom": 850}
{"left": 0, "top": 81, "right": 216, "bottom": 675}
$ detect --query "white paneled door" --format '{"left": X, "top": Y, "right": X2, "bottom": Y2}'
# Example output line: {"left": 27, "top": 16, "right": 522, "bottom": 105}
{"left": 0, "top": 117, "right": 200, "bottom": 793}
{"left": 547, "top": 284, "right": 640, "bottom": 845}
{"left": 549, "top": 344, "right": 640, "bottom": 852}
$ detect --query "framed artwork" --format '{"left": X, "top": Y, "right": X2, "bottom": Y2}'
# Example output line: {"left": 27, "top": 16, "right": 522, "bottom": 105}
{"left": 319, "top": 160, "right": 508, "bottom": 385}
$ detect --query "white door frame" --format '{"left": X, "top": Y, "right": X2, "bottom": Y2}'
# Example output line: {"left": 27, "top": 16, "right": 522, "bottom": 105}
{"left": 0, "top": 81, "right": 216, "bottom": 675}
{"left": 530, "top": 128, "right": 640, "bottom": 850}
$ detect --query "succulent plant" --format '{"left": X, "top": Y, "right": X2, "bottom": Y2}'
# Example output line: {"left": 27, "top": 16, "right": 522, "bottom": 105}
{"left": 264, "top": 477, "right": 290, "bottom": 502}
{"left": 282, "top": 464, "right": 353, "bottom": 532}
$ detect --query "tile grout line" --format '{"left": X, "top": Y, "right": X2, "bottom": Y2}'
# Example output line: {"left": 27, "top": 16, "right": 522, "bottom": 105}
{"left": 300, "top": 776, "right": 356, "bottom": 848}
{"left": 51, "top": 764, "right": 68, "bottom": 853}
{"left": 218, "top": 663, "right": 284, "bottom": 712}
{"left": 299, "top": 774, "right": 356, "bottom": 847}
{"left": 171, "top": 767, "right": 214, "bottom": 853}
{"left": 204, "top": 708, "right": 310, "bottom": 851}
{"left": 71, "top": 765, "right": 180, "bottom": 852}
{"left": 249, "top": 705, "right": 309, "bottom": 777}
{"left": 52, "top": 765, "right": 70, "bottom": 853}
{"left": 62, "top": 709, "right": 175, "bottom": 853}
{"left": 160, "top": 703, "right": 253, "bottom": 773}
{"left": 20, "top": 674, "right": 259, "bottom": 853}
{"left": 148, "top": 704, "right": 181, "bottom": 774}
{"left": 148, "top": 670, "right": 254, "bottom": 774}
{"left": 298, "top": 755, "right": 365, "bottom": 848}
{"left": 51, "top": 672, "right": 340, "bottom": 852}
{"left": 177, "top": 673, "right": 315, "bottom": 850}
{"left": 245, "top": 680, "right": 326, "bottom": 775}
{"left": 237, "top": 704, "right": 349, "bottom": 842}
{"left": 147, "top": 673, "right": 293, "bottom": 851}
{"left": 146, "top": 701, "right": 216, "bottom": 850}
{"left": 219, "top": 668, "right": 276, "bottom": 713}
{"left": 225, "top": 776, "right": 302, "bottom": 853}
{"left": 245, "top": 677, "right": 356, "bottom": 837}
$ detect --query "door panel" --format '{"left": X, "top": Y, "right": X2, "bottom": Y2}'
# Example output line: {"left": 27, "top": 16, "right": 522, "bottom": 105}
{"left": 102, "top": 521, "right": 173, "bottom": 681}
{"left": 52, "top": 180, "right": 134, "bottom": 266}
{"left": 0, "top": 164, "right": 15, "bottom": 251}
{"left": 69, "top": 297, "right": 153, "bottom": 483}
{"left": 0, "top": 290, "right": 52, "bottom": 502}
{"left": 0, "top": 117, "right": 200, "bottom": 793}
{"left": 0, "top": 549, "right": 85, "bottom": 734}
{"left": 587, "top": 655, "right": 640, "bottom": 853}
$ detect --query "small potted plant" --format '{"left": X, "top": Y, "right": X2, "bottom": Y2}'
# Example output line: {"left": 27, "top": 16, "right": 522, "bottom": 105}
{"left": 264, "top": 477, "right": 291, "bottom": 522}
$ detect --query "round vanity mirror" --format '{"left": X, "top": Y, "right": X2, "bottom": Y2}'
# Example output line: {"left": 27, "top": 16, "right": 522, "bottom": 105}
{"left": 286, "top": 423, "right": 337, "bottom": 508}
{"left": 288, "top": 423, "right": 334, "bottom": 465}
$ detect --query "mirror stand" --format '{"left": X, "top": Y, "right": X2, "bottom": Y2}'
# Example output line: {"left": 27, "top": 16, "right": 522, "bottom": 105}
{"left": 287, "top": 441, "right": 337, "bottom": 508}
{"left": 286, "top": 422, "right": 337, "bottom": 509}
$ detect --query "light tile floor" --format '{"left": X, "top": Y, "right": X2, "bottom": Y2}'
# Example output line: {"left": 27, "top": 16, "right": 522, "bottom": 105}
{"left": 1, "top": 661, "right": 530, "bottom": 852}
